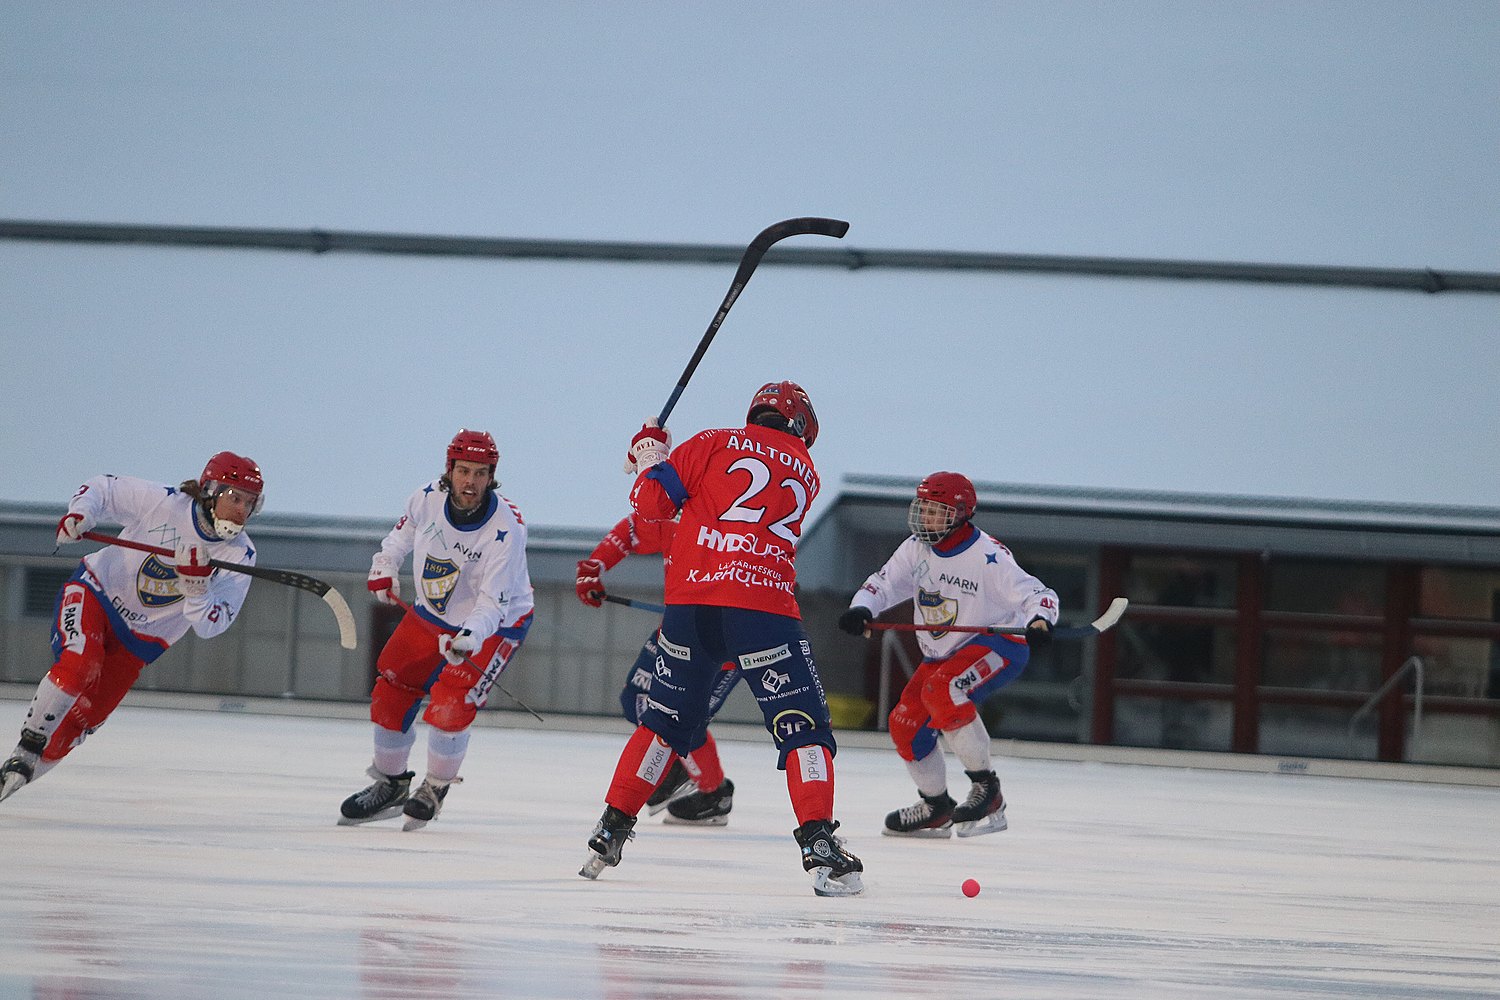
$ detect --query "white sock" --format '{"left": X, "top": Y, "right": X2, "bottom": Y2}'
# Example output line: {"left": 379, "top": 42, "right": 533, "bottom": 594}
{"left": 372, "top": 725, "right": 416, "bottom": 776}
{"left": 23, "top": 675, "right": 79, "bottom": 741}
{"left": 904, "top": 750, "right": 949, "bottom": 798}
{"left": 424, "top": 728, "right": 470, "bottom": 783}
{"left": 942, "top": 715, "right": 994, "bottom": 774}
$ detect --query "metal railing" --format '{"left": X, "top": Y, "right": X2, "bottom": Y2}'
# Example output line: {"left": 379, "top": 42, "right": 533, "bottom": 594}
{"left": 1349, "top": 655, "right": 1425, "bottom": 759}
{"left": 875, "top": 630, "right": 919, "bottom": 731}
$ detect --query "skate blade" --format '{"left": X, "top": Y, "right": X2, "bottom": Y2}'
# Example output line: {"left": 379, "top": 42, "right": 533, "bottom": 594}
{"left": 646, "top": 781, "right": 694, "bottom": 816}
{"left": 578, "top": 855, "right": 609, "bottom": 880}
{"left": 811, "top": 867, "right": 865, "bottom": 897}
{"left": 955, "top": 811, "right": 1008, "bottom": 838}
{"left": 401, "top": 815, "right": 432, "bottom": 832}
{"left": 0, "top": 772, "right": 28, "bottom": 803}
{"left": 336, "top": 804, "right": 406, "bottom": 826}
{"left": 881, "top": 824, "right": 952, "bottom": 839}
{"left": 661, "top": 813, "right": 729, "bottom": 827}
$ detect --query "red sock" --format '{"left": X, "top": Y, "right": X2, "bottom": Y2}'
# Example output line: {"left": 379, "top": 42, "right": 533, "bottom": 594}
{"left": 785, "top": 744, "right": 835, "bottom": 826}
{"left": 683, "top": 729, "right": 726, "bottom": 792}
{"left": 605, "top": 725, "right": 677, "bottom": 816}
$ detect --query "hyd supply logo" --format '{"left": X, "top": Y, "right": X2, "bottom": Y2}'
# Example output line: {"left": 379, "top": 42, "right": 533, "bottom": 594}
{"left": 421, "top": 556, "right": 460, "bottom": 614}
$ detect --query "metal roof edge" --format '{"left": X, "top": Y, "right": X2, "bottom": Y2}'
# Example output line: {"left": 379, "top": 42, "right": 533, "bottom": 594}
{"left": 837, "top": 475, "right": 1500, "bottom": 535}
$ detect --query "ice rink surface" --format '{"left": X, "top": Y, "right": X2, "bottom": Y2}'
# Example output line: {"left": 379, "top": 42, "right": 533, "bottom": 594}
{"left": 1, "top": 703, "right": 1498, "bottom": 1000}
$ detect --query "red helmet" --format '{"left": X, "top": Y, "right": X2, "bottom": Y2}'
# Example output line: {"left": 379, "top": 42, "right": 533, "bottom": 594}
{"left": 746, "top": 380, "right": 818, "bottom": 448}
{"left": 200, "top": 451, "right": 264, "bottom": 511}
{"left": 447, "top": 429, "right": 499, "bottom": 472}
{"left": 908, "top": 471, "right": 976, "bottom": 544}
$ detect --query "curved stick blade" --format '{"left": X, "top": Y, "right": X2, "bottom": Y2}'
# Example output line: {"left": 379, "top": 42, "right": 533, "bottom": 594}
{"left": 321, "top": 586, "right": 359, "bottom": 650}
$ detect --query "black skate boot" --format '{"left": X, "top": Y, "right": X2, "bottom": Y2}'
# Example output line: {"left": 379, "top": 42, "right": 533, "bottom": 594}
{"left": 645, "top": 758, "right": 694, "bottom": 816}
{"left": 794, "top": 819, "right": 865, "bottom": 897}
{"left": 663, "top": 777, "right": 734, "bottom": 826}
{"left": 883, "top": 790, "right": 957, "bottom": 838}
{"left": 338, "top": 766, "right": 414, "bottom": 826}
{"left": 0, "top": 729, "right": 46, "bottom": 804}
{"left": 402, "top": 776, "right": 460, "bottom": 831}
{"left": 579, "top": 806, "right": 637, "bottom": 880}
{"left": 951, "top": 768, "right": 1007, "bottom": 837}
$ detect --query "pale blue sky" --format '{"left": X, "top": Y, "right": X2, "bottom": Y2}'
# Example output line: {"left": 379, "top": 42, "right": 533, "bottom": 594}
{"left": 3, "top": 2, "right": 1497, "bottom": 529}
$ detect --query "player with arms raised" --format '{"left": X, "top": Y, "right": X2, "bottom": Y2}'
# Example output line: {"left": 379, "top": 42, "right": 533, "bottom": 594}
{"left": 580, "top": 381, "right": 864, "bottom": 897}
{"left": 339, "top": 429, "right": 534, "bottom": 830}
{"left": 1, "top": 452, "right": 264, "bottom": 802}
{"left": 838, "top": 472, "right": 1059, "bottom": 838}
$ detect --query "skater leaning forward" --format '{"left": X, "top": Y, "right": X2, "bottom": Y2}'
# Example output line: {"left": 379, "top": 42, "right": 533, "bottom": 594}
{"left": 2, "top": 453, "right": 265, "bottom": 803}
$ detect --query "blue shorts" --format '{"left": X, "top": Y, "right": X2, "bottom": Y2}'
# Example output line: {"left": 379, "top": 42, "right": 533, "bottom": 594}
{"left": 640, "top": 605, "right": 835, "bottom": 768}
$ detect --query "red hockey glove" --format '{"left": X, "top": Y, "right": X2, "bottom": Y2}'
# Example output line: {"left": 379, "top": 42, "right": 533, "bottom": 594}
{"left": 575, "top": 557, "right": 605, "bottom": 607}
{"left": 367, "top": 553, "right": 401, "bottom": 605}
{"left": 438, "top": 628, "right": 480, "bottom": 666}
{"left": 56, "top": 511, "right": 92, "bottom": 545}
{"left": 623, "top": 419, "right": 671, "bottom": 474}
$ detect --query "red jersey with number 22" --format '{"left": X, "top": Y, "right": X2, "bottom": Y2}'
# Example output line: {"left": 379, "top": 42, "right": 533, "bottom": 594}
{"left": 630, "top": 423, "right": 819, "bottom": 618}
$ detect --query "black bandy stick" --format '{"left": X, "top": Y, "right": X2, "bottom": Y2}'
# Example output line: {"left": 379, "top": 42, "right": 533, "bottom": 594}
{"left": 657, "top": 217, "right": 849, "bottom": 427}
{"left": 601, "top": 592, "right": 667, "bottom": 615}
{"left": 82, "top": 530, "right": 357, "bottom": 649}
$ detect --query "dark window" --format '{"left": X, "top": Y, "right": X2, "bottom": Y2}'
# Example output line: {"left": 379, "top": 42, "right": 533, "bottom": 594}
{"left": 24, "top": 567, "right": 73, "bottom": 618}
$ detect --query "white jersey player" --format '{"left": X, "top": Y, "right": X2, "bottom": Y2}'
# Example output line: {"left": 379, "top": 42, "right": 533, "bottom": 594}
{"left": 1, "top": 452, "right": 265, "bottom": 803}
{"left": 340, "top": 429, "right": 535, "bottom": 830}
{"left": 838, "top": 472, "right": 1058, "bottom": 838}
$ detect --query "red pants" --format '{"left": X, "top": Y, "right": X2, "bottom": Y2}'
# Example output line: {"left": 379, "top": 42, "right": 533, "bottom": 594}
{"left": 371, "top": 611, "right": 514, "bottom": 733}
{"left": 43, "top": 582, "right": 163, "bottom": 761}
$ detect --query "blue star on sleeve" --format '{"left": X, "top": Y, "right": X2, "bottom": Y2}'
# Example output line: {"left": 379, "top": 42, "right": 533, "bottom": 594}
{"left": 986, "top": 553, "right": 998, "bottom": 564}
{"left": 495, "top": 529, "right": 508, "bottom": 542}
{"left": 423, "top": 484, "right": 435, "bottom": 495}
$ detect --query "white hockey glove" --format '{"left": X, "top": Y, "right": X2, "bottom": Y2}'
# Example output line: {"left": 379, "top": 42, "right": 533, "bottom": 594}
{"left": 56, "top": 511, "right": 93, "bottom": 545}
{"left": 173, "top": 539, "right": 214, "bottom": 600}
{"left": 623, "top": 418, "right": 672, "bottom": 474}
{"left": 367, "top": 553, "right": 401, "bottom": 605}
{"left": 438, "top": 628, "right": 480, "bottom": 666}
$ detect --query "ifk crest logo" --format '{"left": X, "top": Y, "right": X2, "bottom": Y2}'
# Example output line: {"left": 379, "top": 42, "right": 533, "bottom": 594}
{"left": 138, "top": 555, "right": 184, "bottom": 608}
{"left": 421, "top": 556, "right": 461, "bottom": 614}
{"left": 917, "top": 588, "right": 957, "bottom": 637}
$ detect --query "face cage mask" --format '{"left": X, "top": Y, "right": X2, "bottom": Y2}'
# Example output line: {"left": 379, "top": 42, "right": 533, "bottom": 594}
{"left": 908, "top": 497, "right": 960, "bottom": 545}
{"left": 204, "top": 484, "right": 264, "bottom": 540}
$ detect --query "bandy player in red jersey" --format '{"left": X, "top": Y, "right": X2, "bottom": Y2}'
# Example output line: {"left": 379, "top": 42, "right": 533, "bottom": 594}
{"left": 579, "top": 381, "right": 864, "bottom": 897}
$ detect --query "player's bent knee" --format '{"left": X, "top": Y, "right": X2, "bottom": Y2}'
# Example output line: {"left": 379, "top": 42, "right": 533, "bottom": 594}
{"left": 423, "top": 698, "right": 477, "bottom": 733}
{"left": 774, "top": 727, "right": 835, "bottom": 770}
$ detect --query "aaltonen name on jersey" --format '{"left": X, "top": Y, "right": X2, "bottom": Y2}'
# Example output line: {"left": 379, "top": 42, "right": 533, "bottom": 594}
{"left": 725, "top": 434, "right": 815, "bottom": 484}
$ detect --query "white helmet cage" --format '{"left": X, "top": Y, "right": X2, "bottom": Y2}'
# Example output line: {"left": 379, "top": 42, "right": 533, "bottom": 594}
{"left": 908, "top": 497, "right": 961, "bottom": 544}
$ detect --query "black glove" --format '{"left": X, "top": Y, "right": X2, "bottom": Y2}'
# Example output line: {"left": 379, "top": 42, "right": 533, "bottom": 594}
{"left": 838, "top": 606, "right": 874, "bottom": 636}
{"left": 1025, "top": 617, "right": 1053, "bottom": 650}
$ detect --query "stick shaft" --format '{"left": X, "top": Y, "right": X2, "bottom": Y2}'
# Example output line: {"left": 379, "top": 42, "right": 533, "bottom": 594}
{"left": 657, "top": 217, "right": 849, "bottom": 426}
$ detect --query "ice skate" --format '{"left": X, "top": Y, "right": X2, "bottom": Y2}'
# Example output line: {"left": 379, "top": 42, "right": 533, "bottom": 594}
{"left": 663, "top": 777, "right": 733, "bottom": 826}
{"left": 0, "top": 730, "right": 46, "bottom": 804}
{"left": 952, "top": 768, "right": 1007, "bottom": 837}
{"left": 645, "top": 758, "right": 694, "bottom": 816}
{"left": 579, "top": 806, "right": 637, "bottom": 880}
{"left": 401, "top": 776, "right": 459, "bottom": 831}
{"left": 794, "top": 819, "right": 865, "bottom": 897}
{"left": 338, "top": 766, "right": 414, "bottom": 825}
{"left": 882, "top": 790, "right": 956, "bottom": 838}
